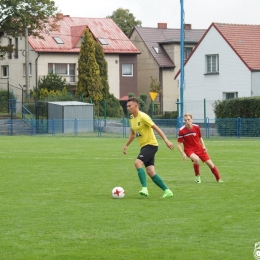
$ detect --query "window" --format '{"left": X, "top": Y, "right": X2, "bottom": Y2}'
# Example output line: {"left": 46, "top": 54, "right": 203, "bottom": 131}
{"left": 48, "top": 63, "right": 76, "bottom": 82}
{"left": 122, "top": 64, "right": 133, "bottom": 77}
{"left": 153, "top": 46, "right": 161, "bottom": 54}
{"left": 184, "top": 47, "right": 193, "bottom": 60}
{"left": 23, "top": 63, "right": 32, "bottom": 76}
{"left": 8, "top": 38, "right": 12, "bottom": 59}
{"left": 53, "top": 36, "right": 64, "bottom": 44}
{"left": 223, "top": 92, "right": 238, "bottom": 100}
{"left": 14, "top": 38, "right": 18, "bottom": 58}
{"left": 98, "top": 38, "right": 108, "bottom": 45}
{"left": 2, "top": 65, "right": 9, "bottom": 78}
{"left": 206, "top": 54, "right": 219, "bottom": 73}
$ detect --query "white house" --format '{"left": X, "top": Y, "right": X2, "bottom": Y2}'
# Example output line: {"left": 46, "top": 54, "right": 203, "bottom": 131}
{"left": 175, "top": 22, "right": 260, "bottom": 120}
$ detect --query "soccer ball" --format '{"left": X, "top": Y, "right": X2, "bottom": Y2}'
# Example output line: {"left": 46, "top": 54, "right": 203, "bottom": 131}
{"left": 112, "top": 187, "right": 125, "bottom": 199}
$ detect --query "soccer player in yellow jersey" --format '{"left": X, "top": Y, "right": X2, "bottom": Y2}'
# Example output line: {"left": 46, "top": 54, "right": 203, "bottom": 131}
{"left": 123, "top": 97, "right": 174, "bottom": 198}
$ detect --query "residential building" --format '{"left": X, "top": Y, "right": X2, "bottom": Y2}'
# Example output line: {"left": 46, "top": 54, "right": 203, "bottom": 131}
{"left": 129, "top": 23, "right": 205, "bottom": 113}
{"left": 175, "top": 23, "right": 260, "bottom": 120}
{"left": 0, "top": 14, "right": 140, "bottom": 101}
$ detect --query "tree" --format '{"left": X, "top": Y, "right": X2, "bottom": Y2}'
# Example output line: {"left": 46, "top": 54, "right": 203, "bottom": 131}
{"left": 31, "top": 71, "right": 69, "bottom": 100}
{"left": 77, "top": 28, "right": 103, "bottom": 103}
{"left": 150, "top": 76, "right": 162, "bottom": 93}
{"left": 0, "top": 0, "right": 59, "bottom": 59}
{"left": 95, "top": 41, "right": 109, "bottom": 100}
{"left": 107, "top": 8, "right": 142, "bottom": 36}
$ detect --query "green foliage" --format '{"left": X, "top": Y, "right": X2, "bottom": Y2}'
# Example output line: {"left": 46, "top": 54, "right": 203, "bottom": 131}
{"left": 97, "top": 94, "right": 124, "bottom": 118}
{"left": 31, "top": 71, "right": 70, "bottom": 100}
{"left": 0, "top": 90, "right": 12, "bottom": 113}
{"left": 128, "top": 93, "right": 135, "bottom": 98}
{"left": 214, "top": 97, "right": 260, "bottom": 118}
{"left": 38, "top": 71, "right": 68, "bottom": 91}
{"left": 95, "top": 41, "right": 109, "bottom": 100}
{"left": 77, "top": 28, "right": 103, "bottom": 103}
{"left": 149, "top": 76, "right": 162, "bottom": 93}
{"left": 0, "top": 0, "right": 59, "bottom": 59}
{"left": 107, "top": 8, "right": 142, "bottom": 36}
{"left": 214, "top": 97, "right": 260, "bottom": 136}
{"left": 153, "top": 111, "right": 178, "bottom": 119}
{"left": 139, "top": 93, "right": 147, "bottom": 112}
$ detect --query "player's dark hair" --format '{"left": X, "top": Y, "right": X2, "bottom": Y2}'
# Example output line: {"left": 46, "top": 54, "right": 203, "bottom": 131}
{"left": 127, "top": 97, "right": 139, "bottom": 104}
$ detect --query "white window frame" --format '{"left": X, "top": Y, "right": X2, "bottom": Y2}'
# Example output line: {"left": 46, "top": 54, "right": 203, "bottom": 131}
{"left": 48, "top": 63, "right": 76, "bottom": 82}
{"left": 23, "top": 63, "right": 32, "bottom": 76}
{"left": 184, "top": 47, "right": 193, "bottom": 60}
{"left": 122, "top": 64, "right": 133, "bottom": 77}
{"left": 2, "top": 65, "right": 9, "bottom": 78}
{"left": 206, "top": 54, "right": 219, "bottom": 73}
{"left": 223, "top": 92, "right": 238, "bottom": 100}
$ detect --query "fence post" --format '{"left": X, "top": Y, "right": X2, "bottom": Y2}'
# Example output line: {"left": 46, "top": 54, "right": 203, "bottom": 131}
{"left": 52, "top": 118, "right": 55, "bottom": 136}
{"left": 74, "top": 118, "right": 78, "bottom": 136}
{"left": 206, "top": 117, "right": 209, "bottom": 138}
{"left": 30, "top": 118, "right": 34, "bottom": 135}
{"left": 123, "top": 118, "right": 126, "bottom": 137}
{"left": 176, "top": 116, "right": 182, "bottom": 138}
{"left": 236, "top": 117, "right": 241, "bottom": 139}
{"left": 98, "top": 118, "right": 101, "bottom": 137}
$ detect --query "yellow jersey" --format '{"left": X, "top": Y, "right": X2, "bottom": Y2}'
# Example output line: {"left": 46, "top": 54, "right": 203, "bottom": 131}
{"left": 129, "top": 111, "right": 158, "bottom": 147}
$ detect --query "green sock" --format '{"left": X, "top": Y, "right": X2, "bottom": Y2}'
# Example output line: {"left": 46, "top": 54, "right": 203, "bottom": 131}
{"left": 137, "top": 168, "right": 147, "bottom": 187}
{"left": 151, "top": 174, "right": 168, "bottom": 191}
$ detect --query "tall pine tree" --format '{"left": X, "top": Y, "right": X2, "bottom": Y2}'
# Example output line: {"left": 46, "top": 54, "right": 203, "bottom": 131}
{"left": 95, "top": 42, "right": 109, "bottom": 100}
{"left": 77, "top": 29, "right": 103, "bottom": 103}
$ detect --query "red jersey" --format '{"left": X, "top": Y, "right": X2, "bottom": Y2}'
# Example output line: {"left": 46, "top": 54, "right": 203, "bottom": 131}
{"left": 177, "top": 124, "right": 203, "bottom": 151}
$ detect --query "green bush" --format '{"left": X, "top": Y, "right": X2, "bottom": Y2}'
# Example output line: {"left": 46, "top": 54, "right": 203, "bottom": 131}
{"left": 214, "top": 97, "right": 260, "bottom": 136}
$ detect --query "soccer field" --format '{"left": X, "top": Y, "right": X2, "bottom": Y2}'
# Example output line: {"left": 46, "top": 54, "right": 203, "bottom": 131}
{"left": 0, "top": 136, "right": 259, "bottom": 259}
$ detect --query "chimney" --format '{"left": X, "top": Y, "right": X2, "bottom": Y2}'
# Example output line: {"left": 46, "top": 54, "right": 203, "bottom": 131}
{"left": 57, "top": 13, "right": 64, "bottom": 19}
{"left": 184, "top": 24, "right": 192, "bottom": 30}
{"left": 158, "top": 23, "right": 167, "bottom": 29}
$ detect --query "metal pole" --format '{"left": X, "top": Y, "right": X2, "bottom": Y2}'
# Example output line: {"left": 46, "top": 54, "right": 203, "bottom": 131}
{"left": 25, "top": 27, "right": 29, "bottom": 99}
{"left": 180, "top": 0, "right": 185, "bottom": 120}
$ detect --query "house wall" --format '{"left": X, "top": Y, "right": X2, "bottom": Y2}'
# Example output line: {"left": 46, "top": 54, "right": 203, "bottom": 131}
{"left": 119, "top": 54, "right": 138, "bottom": 98}
{"left": 162, "top": 68, "right": 178, "bottom": 111}
{"left": 0, "top": 36, "right": 28, "bottom": 100}
{"left": 183, "top": 26, "right": 251, "bottom": 120}
{"left": 252, "top": 71, "right": 260, "bottom": 96}
{"left": 0, "top": 36, "right": 122, "bottom": 101}
{"left": 106, "top": 54, "right": 120, "bottom": 99}
{"left": 130, "top": 30, "right": 161, "bottom": 110}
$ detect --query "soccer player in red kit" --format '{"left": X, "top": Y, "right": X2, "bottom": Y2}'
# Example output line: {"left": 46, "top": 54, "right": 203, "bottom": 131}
{"left": 177, "top": 113, "right": 223, "bottom": 183}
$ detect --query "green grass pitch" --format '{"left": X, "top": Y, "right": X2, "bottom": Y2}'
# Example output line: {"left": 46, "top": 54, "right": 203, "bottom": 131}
{"left": 0, "top": 136, "right": 259, "bottom": 259}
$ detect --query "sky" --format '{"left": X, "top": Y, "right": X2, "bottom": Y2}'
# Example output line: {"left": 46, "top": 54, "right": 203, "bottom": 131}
{"left": 53, "top": 0, "right": 260, "bottom": 29}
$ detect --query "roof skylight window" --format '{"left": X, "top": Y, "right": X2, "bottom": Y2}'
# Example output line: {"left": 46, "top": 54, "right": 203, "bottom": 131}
{"left": 53, "top": 36, "right": 64, "bottom": 44}
{"left": 98, "top": 38, "right": 108, "bottom": 45}
{"left": 153, "top": 46, "right": 162, "bottom": 54}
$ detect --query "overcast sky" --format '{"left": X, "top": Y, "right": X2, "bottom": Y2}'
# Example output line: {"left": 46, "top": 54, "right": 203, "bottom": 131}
{"left": 53, "top": 0, "right": 260, "bottom": 29}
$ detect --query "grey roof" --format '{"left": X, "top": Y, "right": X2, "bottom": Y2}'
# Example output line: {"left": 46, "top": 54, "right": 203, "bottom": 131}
{"left": 133, "top": 27, "right": 206, "bottom": 67}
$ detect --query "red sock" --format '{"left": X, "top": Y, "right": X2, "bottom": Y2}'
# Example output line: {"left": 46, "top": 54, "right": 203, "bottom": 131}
{"left": 211, "top": 166, "right": 221, "bottom": 181}
{"left": 193, "top": 164, "right": 200, "bottom": 176}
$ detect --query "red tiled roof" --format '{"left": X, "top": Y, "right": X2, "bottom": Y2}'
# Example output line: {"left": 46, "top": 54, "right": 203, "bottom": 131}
{"left": 29, "top": 16, "right": 140, "bottom": 54}
{"left": 213, "top": 23, "right": 260, "bottom": 70}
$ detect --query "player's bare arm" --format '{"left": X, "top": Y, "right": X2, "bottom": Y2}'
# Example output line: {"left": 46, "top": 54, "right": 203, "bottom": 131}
{"left": 152, "top": 124, "right": 174, "bottom": 150}
{"left": 177, "top": 142, "right": 187, "bottom": 161}
{"left": 123, "top": 129, "right": 135, "bottom": 154}
{"left": 199, "top": 137, "right": 207, "bottom": 152}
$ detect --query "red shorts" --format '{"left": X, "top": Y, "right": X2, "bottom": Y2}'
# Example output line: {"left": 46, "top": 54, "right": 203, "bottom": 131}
{"left": 185, "top": 148, "right": 210, "bottom": 162}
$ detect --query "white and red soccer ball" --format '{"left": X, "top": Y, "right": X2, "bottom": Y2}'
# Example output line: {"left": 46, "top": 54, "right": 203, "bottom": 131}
{"left": 112, "top": 187, "right": 125, "bottom": 199}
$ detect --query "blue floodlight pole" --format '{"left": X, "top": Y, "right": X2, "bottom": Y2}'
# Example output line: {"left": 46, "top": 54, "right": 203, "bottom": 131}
{"left": 180, "top": 0, "right": 185, "bottom": 121}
